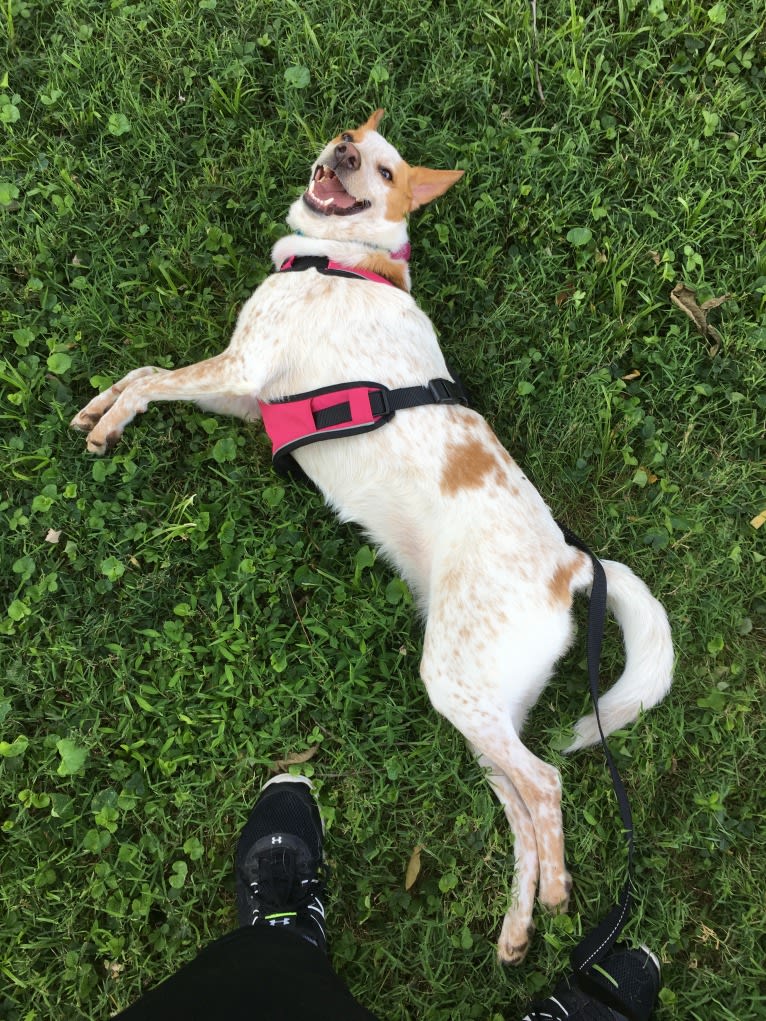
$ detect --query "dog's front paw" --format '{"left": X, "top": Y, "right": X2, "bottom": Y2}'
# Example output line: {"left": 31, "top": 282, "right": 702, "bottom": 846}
{"left": 70, "top": 382, "right": 124, "bottom": 435}
{"left": 70, "top": 389, "right": 121, "bottom": 448}
{"left": 70, "top": 405, "right": 120, "bottom": 455}
{"left": 70, "top": 412, "right": 119, "bottom": 454}
{"left": 71, "top": 413, "right": 121, "bottom": 455}
{"left": 71, "top": 366, "right": 163, "bottom": 453}
{"left": 70, "top": 409, "right": 98, "bottom": 433}
{"left": 539, "top": 868, "right": 572, "bottom": 916}
{"left": 85, "top": 430, "right": 119, "bottom": 455}
{"left": 78, "top": 405, "right": 141, "bottom": 455}
{"left": 497, "top": 916, "right": 535, "bottom": 966}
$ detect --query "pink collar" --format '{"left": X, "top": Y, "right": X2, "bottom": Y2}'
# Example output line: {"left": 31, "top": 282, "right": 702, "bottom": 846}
{"left": 279, "top": 255, "right": 397, "bottom": 288}
{"left": 390, "top": 242, "right": 411, "bottom": 261}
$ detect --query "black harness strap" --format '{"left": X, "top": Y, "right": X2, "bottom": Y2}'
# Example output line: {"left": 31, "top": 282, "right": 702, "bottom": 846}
{"left": 278, "top": 254, "right": 401, "bottom": 288}
{"left": 313, "top": 378, "right": 468, "bottom": 429}
{"left": 281, "top": 254, "right": 375, "bottom": 282}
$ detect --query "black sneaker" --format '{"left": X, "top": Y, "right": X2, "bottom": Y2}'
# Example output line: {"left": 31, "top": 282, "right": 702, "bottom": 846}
{"left": 522, "top": 945, "right": 661, "bottom": 1021}
{"left": 235, "top": 774, "right": 327, "bottom": 953}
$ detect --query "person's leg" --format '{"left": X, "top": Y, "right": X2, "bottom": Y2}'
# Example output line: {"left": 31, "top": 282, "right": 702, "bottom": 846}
{"left": 520, "top": 944, "right": 661, "bottom": 1021}
{"left": 114, "top": 925, "right": 377, "bottom": 1020}
{"left": 114, "top": 775, "right": 378, "bottom": 1021}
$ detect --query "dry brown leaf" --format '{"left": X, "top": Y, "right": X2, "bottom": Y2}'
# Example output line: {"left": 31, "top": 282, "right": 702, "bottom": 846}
{"left": 638, "top": 466, "right": 659, "bottom": 484}
{"left": 274, "top": 745, "right": 319, "bottom": 769}
{"left": 699, "top": 293, "right": 731, "bottom": 313}
{"left": 669, "top": 282, "right": 731, "bottom": 356}
{"left": 649, "top": 250, "right": 661, "bottom": 266}
{"left": 45, "top": 529, "right": 62, "bottom": 544}
{"left": 405, "top": 843, "right": 424, "bottom": 890}
{"left": 621, "top": 369, "right": 641, "bottom": 382}
{"left": 751, "top": 508, "right": 766, "bottom": 530}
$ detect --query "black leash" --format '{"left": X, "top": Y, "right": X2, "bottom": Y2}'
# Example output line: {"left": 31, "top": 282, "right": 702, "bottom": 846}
{"left": 558, "top": 525, "right": 636, "bottom": 998}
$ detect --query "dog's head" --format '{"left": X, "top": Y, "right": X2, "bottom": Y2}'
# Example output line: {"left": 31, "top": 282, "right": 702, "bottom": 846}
{"left": 286, "top": 110, "right": 464, "bottom": 252}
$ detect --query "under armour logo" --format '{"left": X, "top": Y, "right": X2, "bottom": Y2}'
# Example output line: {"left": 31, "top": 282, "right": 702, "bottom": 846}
{"left": 271, "top": 835, "right": 282, "bottom": 845}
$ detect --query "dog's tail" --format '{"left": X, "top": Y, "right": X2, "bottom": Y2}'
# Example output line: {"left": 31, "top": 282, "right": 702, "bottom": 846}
{"left": 565, "top": 559, "right": 674, "bottom": 753}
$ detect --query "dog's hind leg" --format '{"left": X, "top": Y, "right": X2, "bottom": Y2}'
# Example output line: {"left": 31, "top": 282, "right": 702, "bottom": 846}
{"left": 472, "top": 749, "right": 540, "bottom": 963}
{"left": 469, "top": 725, "right": 569, "bottom": 963}
{"left": 421, "top": 619, "right": 571, "bottom": 964}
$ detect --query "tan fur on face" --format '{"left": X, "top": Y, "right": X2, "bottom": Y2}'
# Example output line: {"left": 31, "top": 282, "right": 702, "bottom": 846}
{"left": 384, "top": 164, "right": 466, "bottom": 221}
{"left": 385, "top": 175, "right": 413, "bottom": 223}
{"left": 362, "top": 107, "right": 385, "bottom": 132}
{"left": 329, "top": 110, "right": 388, "bottom": 152}
{"left": 331, "top": 110, "right": 463, "bottom": 223}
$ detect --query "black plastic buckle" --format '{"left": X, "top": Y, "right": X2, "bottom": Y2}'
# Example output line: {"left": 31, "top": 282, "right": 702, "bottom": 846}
{"left": 428, "top": 378, "right": 464, "bottom": 405}
{"left": 368, "top": 386, "right": 391, "bottom": 419}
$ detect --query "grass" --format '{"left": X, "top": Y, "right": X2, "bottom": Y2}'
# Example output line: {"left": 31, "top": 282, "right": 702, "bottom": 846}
{"left": 1, "top": 0, "right": 764, "bottom": 1017}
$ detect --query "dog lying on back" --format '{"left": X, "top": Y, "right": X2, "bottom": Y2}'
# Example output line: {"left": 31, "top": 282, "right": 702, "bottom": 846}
{"left": 71, "top": 110, "right": 673, "bottom": 964}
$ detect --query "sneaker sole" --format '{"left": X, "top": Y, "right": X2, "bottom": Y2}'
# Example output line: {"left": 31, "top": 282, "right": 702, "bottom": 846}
{"left": 639, "top": 944, "right": 662, "bottom": 981}
{"left": 262, "top": 772, "right": 314, "bottom": 791}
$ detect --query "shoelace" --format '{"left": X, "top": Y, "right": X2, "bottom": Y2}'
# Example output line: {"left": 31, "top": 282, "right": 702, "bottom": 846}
{"left": 241, "top": 848, "right": 325, "bottom": 921}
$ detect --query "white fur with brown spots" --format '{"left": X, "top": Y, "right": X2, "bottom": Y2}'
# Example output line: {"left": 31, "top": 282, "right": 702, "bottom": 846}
{"left": 71, "top": 111, "right": 673, "bottom": 964}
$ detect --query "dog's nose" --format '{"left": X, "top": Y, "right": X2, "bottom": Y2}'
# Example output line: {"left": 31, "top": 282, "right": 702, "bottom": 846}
{"left": 334, "top": 141, "right": 360, "bottom": 171}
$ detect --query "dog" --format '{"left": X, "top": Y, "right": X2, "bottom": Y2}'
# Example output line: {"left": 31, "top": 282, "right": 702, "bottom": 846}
{"left": 71, "top": 109, "right": 673, "bottom": 964}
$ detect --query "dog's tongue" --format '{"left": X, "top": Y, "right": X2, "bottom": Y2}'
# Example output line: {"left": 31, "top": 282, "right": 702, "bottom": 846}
{"left": 314, "top": 168, "right": 357, "bottom": 209}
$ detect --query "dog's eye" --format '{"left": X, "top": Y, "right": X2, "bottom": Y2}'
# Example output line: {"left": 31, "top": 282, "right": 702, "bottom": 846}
{"left": 379, "top": 166, "right": 393, "bottom": 181}
{"left": 341, "top": 133, "right": 353, "bottom": 143}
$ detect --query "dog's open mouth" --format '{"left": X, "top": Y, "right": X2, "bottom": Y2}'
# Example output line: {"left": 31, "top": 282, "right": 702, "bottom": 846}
{"left": 303, "top": 166, "right": 371, "bottom": 216}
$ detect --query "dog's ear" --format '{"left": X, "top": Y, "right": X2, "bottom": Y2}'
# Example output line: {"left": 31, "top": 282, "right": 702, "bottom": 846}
{"left": 408, "top": 167, "right": 464, "bottom": 211}
{"left": 361, "top": 108, "right": 385, "bottom": 132}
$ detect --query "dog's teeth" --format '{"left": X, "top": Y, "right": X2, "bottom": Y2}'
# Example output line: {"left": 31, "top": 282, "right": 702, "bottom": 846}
{"left": 308, "top": 181, "right": 330, "bottom": 205}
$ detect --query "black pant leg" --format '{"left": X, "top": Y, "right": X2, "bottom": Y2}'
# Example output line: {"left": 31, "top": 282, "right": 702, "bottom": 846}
{"left": 113, "top": 926, "right": 380, "bottom": 1021}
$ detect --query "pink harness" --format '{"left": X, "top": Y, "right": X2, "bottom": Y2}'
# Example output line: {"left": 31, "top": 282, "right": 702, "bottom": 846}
{"left": 260, "top": 376, "right": 467, "bottom": 476}
{"left": 257, "top": 255, "right": 467, "bottom": 475}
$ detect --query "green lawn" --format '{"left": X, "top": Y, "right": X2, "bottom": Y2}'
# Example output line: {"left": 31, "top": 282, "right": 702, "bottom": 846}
{"left": 1, "top": 1, "right": 764, "bottom": 1018}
